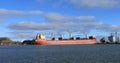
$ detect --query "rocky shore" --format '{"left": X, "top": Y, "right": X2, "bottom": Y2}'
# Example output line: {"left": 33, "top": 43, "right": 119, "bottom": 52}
{"left": 0, "top": 37, "right": 22, "bottom": 45}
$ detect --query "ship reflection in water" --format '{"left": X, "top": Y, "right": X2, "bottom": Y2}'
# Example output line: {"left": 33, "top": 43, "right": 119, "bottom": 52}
{"left": 0, "top": 45, "right": 120, "bottom": 63}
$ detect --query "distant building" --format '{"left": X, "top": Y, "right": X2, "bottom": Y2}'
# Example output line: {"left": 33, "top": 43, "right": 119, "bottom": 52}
{"left": 100, "top": 32, "right": 120, "bottom": 43}
{"left": 108, "top": 35, "right": 116, "bottom": 43}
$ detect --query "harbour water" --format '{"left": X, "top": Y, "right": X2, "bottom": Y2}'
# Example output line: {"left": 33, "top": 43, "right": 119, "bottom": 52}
{"left": 0, "top": 44, "right": 120, "bottom": 63}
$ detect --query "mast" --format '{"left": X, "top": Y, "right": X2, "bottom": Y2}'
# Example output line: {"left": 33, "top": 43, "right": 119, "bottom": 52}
{"left": 60, "top": 34, "right": 63, "bottom": 38}
{"left": 51, "top": 26, "right": 56, "bottom": 40}
{"left": 51, "top": 33, "right": 55, "bottom": 40}
{"left": 85, "top": 34, "right": 88, "bottom": 39}
{"left": 58, "top": 32, "right": 63, "bottom": 40}
{"left": 35, "top": 33, "right": 40, "bottom": 39}
{"left": 68, "top": 31, "right": 74, "bottom": 40}
{"left": 69, "top": 32, "right": 72, "bottom": 38}
{"left": 51, "top": 33, "right": 54, "bottom": 38}
{"left": 67, "top": 29, "right": 72, "bottom": 38}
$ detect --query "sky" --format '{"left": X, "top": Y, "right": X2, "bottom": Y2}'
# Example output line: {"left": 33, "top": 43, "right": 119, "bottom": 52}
{"left": 0, "top": 0, "right": 120, "bottom": 41}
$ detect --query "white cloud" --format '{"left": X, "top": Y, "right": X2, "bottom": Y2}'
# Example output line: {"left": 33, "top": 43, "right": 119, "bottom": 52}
{"left": 7, "top": 19, "right": 105, "bottom": 33}
{"left": 76, "top": 16, "right": 95, "bottom": 22}
{"left": 99, "top": 24, "right": 120, "bottom": 32}
{"left": 8, "top": 22, "right": 52, "bottom": 30}
{"left": 7, "top": 11, "right": 97, "bottom": 32}
{"left": 7, "top": 19, "right": 120, "bottom": 33}
{"left": 36, "top": 0, "right": 119, "bottom": 8}
{"left": 28, "top": 11, "right": 43, "bottom": 15}
{"left": 0, "top": 9, "right": 43, "bottom": 16}
{"left": 69, "top": 0, "right": 119, "bottom": 8}
{"left": 44, "top": 12, "right": 96, "bottom": 24}
{"left": 1, "top": 8, "right": 119, "bottom": 40}
{"left": 0, "top": 8, "right": 99, "bottom": 32}
{"left": 0, "top": 9, "right": 25, "bottom": 15}
{"left": 44, "top": 13, "right": 74, "bottom": 22}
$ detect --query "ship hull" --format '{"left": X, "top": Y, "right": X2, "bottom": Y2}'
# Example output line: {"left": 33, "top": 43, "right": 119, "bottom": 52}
{"left": 35, "top": 39, "right": 96, "bottom": 45}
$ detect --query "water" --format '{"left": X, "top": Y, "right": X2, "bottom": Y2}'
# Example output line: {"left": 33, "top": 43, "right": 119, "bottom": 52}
{"left": 0, "top": 44, "right": 120, "bottom": 63}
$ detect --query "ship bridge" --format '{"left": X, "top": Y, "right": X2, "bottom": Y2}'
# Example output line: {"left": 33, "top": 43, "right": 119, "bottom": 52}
{"left": 35, "top": 33, "right": 46, "bottom": 40}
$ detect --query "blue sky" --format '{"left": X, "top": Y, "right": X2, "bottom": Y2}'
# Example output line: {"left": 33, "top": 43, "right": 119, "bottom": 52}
{"left": 0, "top": 0, "right": 120, "bottom": 41}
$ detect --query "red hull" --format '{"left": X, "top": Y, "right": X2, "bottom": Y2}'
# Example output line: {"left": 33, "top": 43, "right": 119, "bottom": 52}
{"left": 35, "top": 39, "right": 96, "bottom": 45}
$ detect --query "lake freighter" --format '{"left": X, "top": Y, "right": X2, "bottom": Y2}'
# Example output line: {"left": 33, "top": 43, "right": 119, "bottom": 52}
{"left": 34, "top": 33, "right": 96, "bottom": 45}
